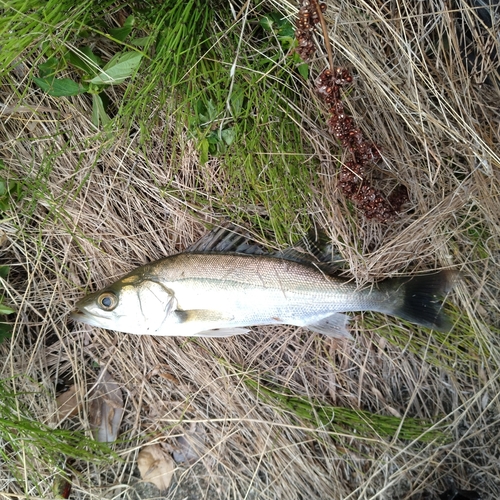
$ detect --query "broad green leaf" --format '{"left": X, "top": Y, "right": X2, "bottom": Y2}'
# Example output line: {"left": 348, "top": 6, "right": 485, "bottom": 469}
{"left": 279, "top": 35, "right": 294, "bottom": 50}
{"left": 196, "top": 100, "right": 207, "bottom": 123}
{"left": 38, "top": 57, "right": 59, "bottom": 78}
{"left": 298, "top": 63, "right": 309, "bottom": 80}
{"left": 34, "top": 77, "right": 84, "bottom": 97}
{"left": 206, "top": 100, "right": 217, "bottom": 122}
{"left": 100, "top": 50, "right": 136, "bottom": 73}
{"left": 260, "top": 12, "right": 292, "bottom": 32}
{"left": 278, "top": 20, "right": 294, "bottom": 38}
{"left": 230, "top": 89, "right": 244, "bottom": 117}
{"left": 91, "top": 94, "right": 111, "bottom": 127}
{"left": 259, "top": 15, "right": 274, "bottom": 31}
{"left": 206, "top": 131, "right": 219, "bottom": 145}
{"left": 0, "top": 177, "right": 22, "bottom": 212}
{"left": 269, "top": 12, "right": 284, "bottom": 25}
{"left": 291, "top": 52, "right": 309, "bottom": 79}
{"left": 197, "top": 99, "right": 217, "bottom": 124}
{"left": 221, "top": 127, "right": 235, "bottom": 146}
{"left": 68, "top": 47, "right": 103, "bottom": 76}
{"left": 88, "top": 52, "right": 142, "bottom": 85}
{"left": 0, "top": 303, "right": 15, "bottom": 315}
{"left": 109, "top": 15, "right": 135, "bottom": 42}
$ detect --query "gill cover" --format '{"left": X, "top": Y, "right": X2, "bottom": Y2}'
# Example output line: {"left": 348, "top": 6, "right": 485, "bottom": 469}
{"left": 135, "top": 279, "right": 177, "bottom": 332}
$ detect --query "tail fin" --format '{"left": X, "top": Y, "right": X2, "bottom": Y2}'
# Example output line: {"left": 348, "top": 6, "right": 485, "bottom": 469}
{"left": 380, "top": 271, "right": 458, "bottom": 332}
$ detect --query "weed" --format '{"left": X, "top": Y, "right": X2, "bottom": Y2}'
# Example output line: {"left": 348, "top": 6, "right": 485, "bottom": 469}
{"left": 244, "top": 376, "right": 448, "bottom": 444}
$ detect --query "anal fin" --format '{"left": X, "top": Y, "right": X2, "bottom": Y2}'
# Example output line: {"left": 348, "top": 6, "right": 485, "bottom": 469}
{"left": 305, "top": 313, "right": 353, "bottom": 340}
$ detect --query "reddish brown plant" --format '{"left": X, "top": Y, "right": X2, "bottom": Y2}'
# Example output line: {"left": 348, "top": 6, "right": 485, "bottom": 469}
{"left": 295, "top": 1, "right": 326, "bottom": 60}
{"left": 295, "top": 1, "right": 409, "bottom": 222}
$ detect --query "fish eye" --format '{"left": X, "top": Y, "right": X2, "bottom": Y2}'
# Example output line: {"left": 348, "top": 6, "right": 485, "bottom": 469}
{"left": 98, "top": 291, "right": 118, "bottom": 311}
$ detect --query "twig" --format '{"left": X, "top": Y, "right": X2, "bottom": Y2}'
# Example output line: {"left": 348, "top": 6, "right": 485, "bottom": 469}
{"left": 311, "top": 0, "right": 334, "bottom": 72}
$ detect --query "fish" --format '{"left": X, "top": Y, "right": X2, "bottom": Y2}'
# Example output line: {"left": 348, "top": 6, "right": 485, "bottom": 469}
{"left": 71, "top": 225, "right": 457, "bottom": 338}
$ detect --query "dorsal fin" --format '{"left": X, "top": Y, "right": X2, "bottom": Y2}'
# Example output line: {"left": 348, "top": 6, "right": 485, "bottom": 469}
{"left": 185, "top": 223, "right": 345, "bottom": 274}
{"left": 185, "top": 223, "right": 268, "bottom": 255}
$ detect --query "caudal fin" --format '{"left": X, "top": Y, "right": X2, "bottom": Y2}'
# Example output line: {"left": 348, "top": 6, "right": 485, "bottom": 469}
{"left": 381, "top": 270, "right": 458, "bottom": 332}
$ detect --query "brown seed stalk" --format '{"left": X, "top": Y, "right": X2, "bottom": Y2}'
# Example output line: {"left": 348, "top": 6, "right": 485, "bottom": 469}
{"left": 295, "top": 1, "right": 409, "bottom": 222}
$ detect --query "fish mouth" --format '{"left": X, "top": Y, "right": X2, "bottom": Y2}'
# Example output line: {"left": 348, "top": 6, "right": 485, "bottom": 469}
{"left": 70, "top": 308, "right": 106, "bottom": 327}
{"left": 70, "top": 308, "right": 84, "bottom": 320}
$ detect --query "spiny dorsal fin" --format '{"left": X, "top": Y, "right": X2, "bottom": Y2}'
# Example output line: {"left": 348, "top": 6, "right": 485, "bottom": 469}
{"left": 185, "top": 223, "right": 345, "bottom": 274}
{"left": 185, "top": 223, "right": 267, "bottom": 255}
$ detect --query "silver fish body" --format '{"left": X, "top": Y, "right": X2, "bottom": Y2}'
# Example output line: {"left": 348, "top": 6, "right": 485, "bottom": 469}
{"left": 72, "top": 249, "right": 456, "bottom": 338}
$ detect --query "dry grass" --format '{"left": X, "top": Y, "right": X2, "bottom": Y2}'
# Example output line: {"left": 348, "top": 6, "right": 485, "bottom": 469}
{"left": 1, "top": 0, "right": 500, "bottom": 498}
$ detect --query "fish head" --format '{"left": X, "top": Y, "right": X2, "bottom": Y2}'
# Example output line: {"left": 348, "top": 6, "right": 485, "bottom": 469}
{"left": 71, "top": 273, "right": 177, "bottom": 335}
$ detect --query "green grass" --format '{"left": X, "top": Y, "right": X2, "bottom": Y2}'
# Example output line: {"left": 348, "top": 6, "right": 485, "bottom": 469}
{"left": 243, "top": 376, "right": 448, "bottom": 444}
{"left": 363, "top": 306, "right": 490, "bottom": 369}
{"left": 0, "top": 378, "right": 116, "bottom": 495}
{"left": 3, "top": 0, "right": 315, "bottom": 242}
{"left": 123, "top": 4, "right": 316, "bottom": 243}
{"left": 0, "top": 0, "right": 117, "bottom": 78}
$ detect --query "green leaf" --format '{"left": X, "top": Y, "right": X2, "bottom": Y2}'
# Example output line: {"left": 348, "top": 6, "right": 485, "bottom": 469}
{"left": 130, "top": 36, "right": 152, "bottom": 47}
{"left": 199, "top": 138, "right": 209, "bottom": 164}
{"left": 197, "top": 99, "right": 217, "bottom": 124}
{"left": 0, "top": 303, "right": 15, "bottom": 315}
{"left": 38, "top": 57, "right": 59, "bottom": 78}
{"left": 68, "top": 47, "right": 103, "bottom": 76}
{"left": 195, "top": 100, "right": 207, "bottom": 122}
{"left": 0, "top": 176, "right": 22, "bottom": 213}
{"left": 298, "top": 63, "right": 309, "bottom": 79}
{"left": 278, "top": 35, "right": 294, "bottom": 50}
{"left": 34, "top": 77, "right": 84, "bottom": 97}
{"left": 205, "top": 100, "right": 217, "bottom": 122}
{"left": 221, "top": 127, "right": 236, "bottom": 146}
{"left": 291, "top": 52, "right": 309, "bottom": 79}
{"left": 230, "top": 88, "right": 244, "bottom": 117}
{"left": 278, "top": 20, "right": 294, "bottom": 38}
{"left": 260, "top": 12, "right": 294, "bottom": 50}
{"left": 206, "top": 131, "right": 220, "bottom": 145}
{"left": 0, "top": 266, "right": 9, "bottom": 280}
{"left": 91, "top": 94, "right": 111, "bottom": 127}
{"left": 259, "top": 15, "right": 274, "bottom": 31}
{"left": 109, "top": 15, "right": 135, "bottom": 42}
{"left": 88, "top": 52, "right": 142, "bottom": 85}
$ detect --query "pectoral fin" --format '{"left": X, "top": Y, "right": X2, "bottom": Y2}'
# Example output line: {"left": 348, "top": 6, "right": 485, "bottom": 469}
{"left": 175, "top": 309, "right": 234, "bottom": 323}
{"left": 173, "top": 309, "right": 249, "bottom": 337}
{"left": 305, "top": 313, "right": 353, "bottom": 340}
